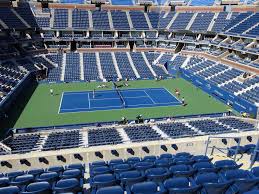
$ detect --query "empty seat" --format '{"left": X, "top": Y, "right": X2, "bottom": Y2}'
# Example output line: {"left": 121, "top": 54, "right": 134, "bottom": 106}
{"left": 61, "top": 169, "right": 82, "bottom": 179}
{"left": 119, "top": 170, "right": 145, "bottom": 187}
{"left": 112, "top": 164, "right": 132, "bottom": 173}
{"left": 193, "top": 162, "right": 217, "bottom": 173}
{"left": 10, "top": 174, "right": 34, "bottom": 188}
{"left": 91, "top": 174, "right": 116, "bottom": 189}
{"left": 214, "top": 160, "right": 242, "bottom": 171}
{"left": 195, "top": 172, "right": 232, "bottom": 194}
{"left": 134, "top": 161, "right": 154, "bottom": 171}
{"left": 155, "top": 158, "right": 172, "bottom": 168}
{"left": 0, "top": 177, "right": 9, "bottom": 187}
{"left": 96, "top": 185, "right": 124, "bottom": 194}
{"left": 143, "top": 155, "right": 157, "bottom": 162}
{"left": 131, "top": 181, "right": 165, "bottom": 194}
{"left": 222, "top": 169, "right": 258, "bottom": 193}
{"left": 53, "top": 178, "right": 82, "bottom": 193}
{"left": 169, "top": 165, "right": 195, "bottom": 177}
{"left": 27, "top": 169, "right": 44, "bottom": 176}
{"left": 127, "top": 157, "right": 141, "bottom": 166}
{"left": 191, "top": 155, "right": 212, "bottom": 162}
{"left": 47, "top": 165, "right": 64, "bottom": 173}
{"left": 36, "top": 172, "right": 59, "bottom": 183}
{"left": 164, "top": 177, "right": 200, "bottom": 194}
{"left": 0, "top": 186, "right": 20, "bottom": 194}
{"left": 145, "top": 167, "right": 170, "bottom": 183}
{"left": 91, "top": 166, "right": 111, "bottom": 176}
{"left": 21, "top": 181, "right": 51, "bottom": 194}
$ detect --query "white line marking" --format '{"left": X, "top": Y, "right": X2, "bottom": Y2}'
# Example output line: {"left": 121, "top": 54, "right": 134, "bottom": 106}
{"left": 58, "top": 92, "right": 64, "bottom": 114}
{"left": 59, "top": 103, "right": 183, "bottom": 114}
{"left": 163, "top": 87, "right": 182, "bottom": 103}
{"left": 88, "top": 93, "right": 91, "bottom": 109}
{"left": 144, "top": 90, "right": 156, "bottom": 104}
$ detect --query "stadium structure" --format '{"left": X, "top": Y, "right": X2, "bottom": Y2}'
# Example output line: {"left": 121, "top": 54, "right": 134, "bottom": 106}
{"left": 0, "top": 0, "right": 259, "bottom": 193}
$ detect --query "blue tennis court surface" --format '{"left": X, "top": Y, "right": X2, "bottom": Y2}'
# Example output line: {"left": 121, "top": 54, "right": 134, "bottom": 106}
{"left": 59, "top": 88, "right": 182, "bottom": 113}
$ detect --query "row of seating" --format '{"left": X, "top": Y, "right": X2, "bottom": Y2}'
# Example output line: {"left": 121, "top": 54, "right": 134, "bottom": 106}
{"left": 0, "top": 163, "right": 84, "bottom": 194}
{"left": 43, "top": 51, "right": 169, "bottom": 82}
{"left": 35, "top": 9, "right": 258, "bottom": 35}
{"left": 89, "top": 154, "right": 259, "bottom": 194}
{"left": 2, "top": 117, "right": 255, "bottom": 153}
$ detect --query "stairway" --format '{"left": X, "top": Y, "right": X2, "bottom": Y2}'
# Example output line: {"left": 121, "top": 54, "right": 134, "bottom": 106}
{"left": 111, "top": 52, "right": 122, "bottom": 79}
{"left": 95, "top": 52, "right": 104, "bottom": 81}
{"left": 227, "top": 13, "right": 255, "bottom": 32}
{"left": 186, "top": 12, "right": 198, "bottom": 30}
{"left": 126, "top": 11, "right": 134, "bottom": 29}
{"left": 61, "top": 53, "right": 66, "bottom": 81}
{"left": 208, "top": 12, "right": 219, "bottom": 31}
{"left": 167, "top": 13, "right": 179, "bottom": 29}
{"left": 107, "top": 11, "right": 114, "bottom": 30}
{"left": 144, "top": 12, "right": 152, "bottom": 29}
{"left": 126, "top": 52, "right": 140, "bottom": 78}
{"left": 67, "top": 9, "right": 72, "bottom": 28}
{"left": 79, "top": 53, "right": 84, "bottom": 80}
{"left": 142, "top": 52, "right": 157, "bottom": 77}
{"left": 88, "top": 10, "right": 93, "bottom": 29}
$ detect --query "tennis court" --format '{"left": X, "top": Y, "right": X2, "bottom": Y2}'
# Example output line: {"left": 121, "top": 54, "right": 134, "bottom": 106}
{"left": 59, "top": 88, "right": 182, "bottom": 113}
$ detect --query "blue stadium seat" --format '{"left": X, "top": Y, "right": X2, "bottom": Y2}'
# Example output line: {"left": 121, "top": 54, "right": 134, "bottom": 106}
{"left": 130, "top": 181, "right": 165, "bottom": 194}
{"left": 36, "top": 172, "right": 59, "bottom": 184}
{"left": 222, "top": 169, "right": 258, "bottom": 193}
{"left": 21, "top": 181, "right": 51, "bottom": 194}
{"left": 195, "top": 172, "right": 232, "bottom": 194}
{"left": 91, "top": 174, "right": 117, "bottom": 189}
{"left": 169, "top": 164, "right": 195, "bottom": 177}
{"left": 119, "top": 170, "right": 145, "bottom": 187}
{"left": 0, "top": 186, "right": 20, "bottom": 194}
{"left": 53, "top": 178, "right": 82, "bottom": 193}
{"left": 96, "top": 185, "right": 124, "bottom": 194}
{"left": 134, "top": 161, "right": 154, "bottom": 172}
{"left": 145, "top": 167, "right": 170, "bottom": 183}
{"left": 214, "top": 160, "right": 242, "bottom": 171}
{"left": 192, "top": 162, "right": 217, "bottom": 173}
{"left": 164, "top": 177, "right": 201, "bottom": 194}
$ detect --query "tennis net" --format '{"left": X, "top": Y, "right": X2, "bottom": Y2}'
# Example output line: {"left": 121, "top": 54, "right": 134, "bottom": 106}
{"left": 116, "top": 88, "right": 126, "bottom": 107}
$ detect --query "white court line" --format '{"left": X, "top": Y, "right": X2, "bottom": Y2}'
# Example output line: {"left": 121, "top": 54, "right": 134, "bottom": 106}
{"left": 58, "top": 92, "right": 64, "bottom": 114}
{"left": 163, "top": 87, "right": 182, "bottom": 104}
{"left": 89, "top": 96, "right": 149, "bottom": 101}
{"left": 144, "top": 90, "right": 156, "bottom": 104}
{"left": 59, "top": 103, "right": 183, "bottom": 114}
{"left": 88, "top": 93, "right": 91, "bottom": 109}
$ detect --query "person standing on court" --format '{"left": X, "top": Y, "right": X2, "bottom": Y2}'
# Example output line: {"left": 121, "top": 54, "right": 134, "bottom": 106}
{"left": 181, "top": 97, "right": 185, "bottom": 105}
{"left": 50, "top": 88, "right": 54, "bottom": 96}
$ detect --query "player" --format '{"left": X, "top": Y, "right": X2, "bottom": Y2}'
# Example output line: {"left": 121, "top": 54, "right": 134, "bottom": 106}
{"left": 50, "top": 88, "right": 54, "bottom": 96}
{"left": 181, "top": 97, "right": 185, "bottom": 105}
{"left": 175, "top": 88, "right": 180, "bottom": 97}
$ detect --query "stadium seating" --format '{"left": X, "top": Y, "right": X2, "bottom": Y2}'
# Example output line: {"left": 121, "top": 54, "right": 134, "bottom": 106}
{"left": 124, "top": 125, "right": 162, "bottom": 142}
{"left": 111, "top": 11, "right": 130, "bottom": 30}
{"left": 53, "top": 9, "right": 68, "bottom": 29}
{"left": 92, "top": 11, "right": 110, "bottom": 30}
{"left": 130, "top": 52, "right": 154, "bottom": 79}
{"left": 64, "top": 53, "right": 81, "bottom": 82}
{"left": 170, "top": 13, "right": 194, "bottom": 31}
{"left": 88, "top": 127, "right": 123, "bottom": 146}
{"left": 72, "top": 9, "right": 89, "bottom": 29}
{"left": 99, "top": 52, "right": 118, "bottom": 80}
{"left": 190, "top": 13, "right": 214, "bottom": 32}
{"left": 115, "top": 52, "right": 137, "bottom": 79}
{"left": 43, "top": 130, "right": 82, "bottom": 151}
{"left": 129, "top": 11, "right": 149, "bottom": 30}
